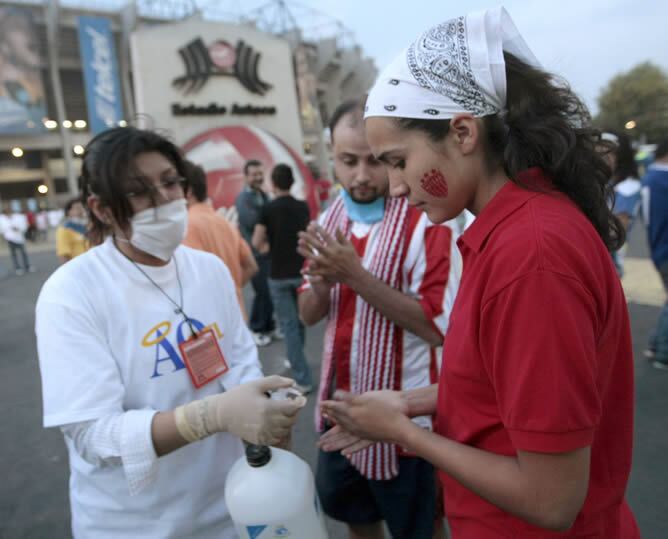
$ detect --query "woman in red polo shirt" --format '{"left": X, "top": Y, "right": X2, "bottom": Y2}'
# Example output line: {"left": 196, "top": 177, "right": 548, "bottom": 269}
{"left": 320, "top": 7, "right": 640, "bottom": 539}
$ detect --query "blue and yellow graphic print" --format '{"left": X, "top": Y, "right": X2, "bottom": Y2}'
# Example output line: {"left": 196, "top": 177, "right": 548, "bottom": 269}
{"left": 141, "top": 318, "right": 223, "bottom": 379}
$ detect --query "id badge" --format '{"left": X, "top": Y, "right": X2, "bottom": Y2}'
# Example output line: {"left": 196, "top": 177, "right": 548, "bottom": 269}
{"left": 178, "top": 328, "right": 229, "bottom": 388}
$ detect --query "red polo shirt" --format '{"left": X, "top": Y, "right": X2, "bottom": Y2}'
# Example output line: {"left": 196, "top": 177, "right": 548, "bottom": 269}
{"left": 436, "top": 169, "right": 639, "bottom": 538}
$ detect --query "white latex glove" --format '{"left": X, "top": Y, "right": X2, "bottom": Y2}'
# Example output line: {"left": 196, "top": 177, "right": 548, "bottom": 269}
{"left": 175, "top": 376, "right": 307, "bottom": 446}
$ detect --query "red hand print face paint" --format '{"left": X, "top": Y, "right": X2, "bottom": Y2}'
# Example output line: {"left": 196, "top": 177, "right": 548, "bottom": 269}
{"left": 420, "top": 169, "right": 449, "bottom": 198}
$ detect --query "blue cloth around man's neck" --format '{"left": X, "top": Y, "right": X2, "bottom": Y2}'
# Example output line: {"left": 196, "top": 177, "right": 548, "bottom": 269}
{"left": 341, "top": 190, "right": 385, "bottom": 224}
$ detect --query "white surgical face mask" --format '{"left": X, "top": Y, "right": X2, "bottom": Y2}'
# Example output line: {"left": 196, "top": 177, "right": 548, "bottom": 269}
{"left": 126, "top": 199, "right": 188, "bottom": 261}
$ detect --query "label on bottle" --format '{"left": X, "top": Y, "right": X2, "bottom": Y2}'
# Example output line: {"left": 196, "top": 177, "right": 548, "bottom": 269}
{"left": 244, "top": 524, "right": 292, "bottom": 538}
{"left": 237, "top": 513, "right": 327, "bottom": 539}
{"left": 236, "top": 498, "right": 328, "bottom": 538}
{"left": 246, "top": 525, "right": 268, "bottom": 539}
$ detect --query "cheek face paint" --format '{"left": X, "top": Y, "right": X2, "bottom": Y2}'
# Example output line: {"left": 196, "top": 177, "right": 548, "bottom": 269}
{"left": 420, "top": 169, "right": 449, "bottom": 198}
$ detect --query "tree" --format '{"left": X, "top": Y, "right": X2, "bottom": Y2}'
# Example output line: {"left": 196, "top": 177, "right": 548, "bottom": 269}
{"left": 596, "top": 62, "right": 668, "bottom": 143}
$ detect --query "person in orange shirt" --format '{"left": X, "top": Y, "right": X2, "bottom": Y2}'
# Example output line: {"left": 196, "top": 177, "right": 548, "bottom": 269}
{"left": 182, "top": 161, "right": 257, "bottom": 316}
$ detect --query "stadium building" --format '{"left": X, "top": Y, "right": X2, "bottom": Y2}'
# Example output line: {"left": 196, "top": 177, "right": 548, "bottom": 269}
{"left": 0, "top": 0, "right": 377, "bottom": 213}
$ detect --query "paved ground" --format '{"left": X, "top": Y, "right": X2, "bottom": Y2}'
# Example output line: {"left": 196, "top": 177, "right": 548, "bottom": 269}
{"left": 1, "top": 224, "right": 666, "bottom": 538}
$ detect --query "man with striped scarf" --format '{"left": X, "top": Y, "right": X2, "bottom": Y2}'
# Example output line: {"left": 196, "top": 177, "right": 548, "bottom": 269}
{"left": 298, "top": 100, "right": 465, "bottom": 539}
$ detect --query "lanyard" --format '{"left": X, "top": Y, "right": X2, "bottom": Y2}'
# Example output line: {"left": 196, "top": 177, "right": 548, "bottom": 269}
{"left": 114, "top": 240, "right": 198, "bottom": 337}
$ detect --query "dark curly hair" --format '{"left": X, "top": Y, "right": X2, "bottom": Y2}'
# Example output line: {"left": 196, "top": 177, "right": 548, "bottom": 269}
{"left": 396, "top": 52, "right": 625, "bottom": 251}
{"left": 79, "top": 127, "right": 188, "bottom": 245}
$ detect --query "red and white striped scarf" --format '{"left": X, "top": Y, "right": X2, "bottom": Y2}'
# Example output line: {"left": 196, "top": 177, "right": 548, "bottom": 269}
{"left": 316, "top": 195, "right": 409, "bottom": 480}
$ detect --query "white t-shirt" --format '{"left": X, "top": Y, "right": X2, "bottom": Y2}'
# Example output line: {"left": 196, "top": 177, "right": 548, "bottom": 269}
{"left": 0, "top": 212, "right": 27, "bottom": 243}
{"left": 36, "top": 211, "right": 49, "bottom": 230}
{"left": 36, "top": 238, "right": 262, "bottom": 538}
{"left": 48, "top": 208, "right": 64, "bottom": 228}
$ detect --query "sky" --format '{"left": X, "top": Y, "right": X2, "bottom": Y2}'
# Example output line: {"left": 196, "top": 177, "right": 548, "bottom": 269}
{"left": 56, "top": 0, "right": 667, "bottom": 114}
{"left": 272, "top": 0, "right": 667, "bottom": 115}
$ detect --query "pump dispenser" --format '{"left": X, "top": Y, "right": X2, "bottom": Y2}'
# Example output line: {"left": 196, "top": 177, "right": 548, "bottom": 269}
{"left": 225, "top": 444, "right": 329, "bottom": 539}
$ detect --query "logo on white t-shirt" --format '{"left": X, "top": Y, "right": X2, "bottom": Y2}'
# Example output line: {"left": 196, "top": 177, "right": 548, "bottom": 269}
{"left": 141, "top": 318, "right": 223, "bottom": 379}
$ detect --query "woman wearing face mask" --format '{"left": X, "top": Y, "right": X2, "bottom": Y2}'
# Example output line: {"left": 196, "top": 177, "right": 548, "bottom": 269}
{"left": 35, "top": 127, "right": 306, "bottom": 538}
{"left": 320, "top": 8, "right": 640, "bottom": 538}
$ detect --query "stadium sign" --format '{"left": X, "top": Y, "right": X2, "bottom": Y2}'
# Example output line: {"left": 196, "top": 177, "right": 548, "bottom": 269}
{"left": 172, "top": 37, "right": 272, "bottom": 96}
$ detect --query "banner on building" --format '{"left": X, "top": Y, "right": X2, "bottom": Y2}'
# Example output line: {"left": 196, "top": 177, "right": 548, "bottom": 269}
{"left": 77, "top": 16, "right": 123, "bottom": 134}
{"left": 0, "top": 7, "right": 47, "bottom": 134}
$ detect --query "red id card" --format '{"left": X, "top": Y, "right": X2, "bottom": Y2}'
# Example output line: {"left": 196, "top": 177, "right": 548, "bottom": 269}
{"left": 178, "top": 328, "right": 229, "bottom": 388}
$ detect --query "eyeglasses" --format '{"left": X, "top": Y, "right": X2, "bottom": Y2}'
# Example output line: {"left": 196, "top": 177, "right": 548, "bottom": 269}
{"left": 125, "top": 176, "right": 187, "bottom": 201}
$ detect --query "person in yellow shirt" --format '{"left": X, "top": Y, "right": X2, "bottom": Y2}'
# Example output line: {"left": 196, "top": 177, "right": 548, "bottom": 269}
{"left": 182, "top": 161, "right": 258, "bottom": 317}
{"left": 56, "top": 198, "right": 88, "bottom": 264}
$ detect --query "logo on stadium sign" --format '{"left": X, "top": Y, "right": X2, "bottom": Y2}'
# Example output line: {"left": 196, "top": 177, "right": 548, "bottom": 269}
{"left": 172, "top": 37, "right": 272, "bottom": 96}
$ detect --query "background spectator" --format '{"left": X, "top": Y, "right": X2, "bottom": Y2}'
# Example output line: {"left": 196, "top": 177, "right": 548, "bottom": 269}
{"left": 642, "top": 139, "right": 668, "bottom": 368}
{"left": 182, "top": 160, "right": 258, "bottom": 318}
{"left": 56, "top": 198, "right": 88, "bottom": 264}
{"left": 235, "top": 159, "right": 277, "bottom": 346}
{"left": 253, "top": 163, "right": 313, "bottom": 392}
{"left": 0, "top": 205, "right": 34, "bottom": 275}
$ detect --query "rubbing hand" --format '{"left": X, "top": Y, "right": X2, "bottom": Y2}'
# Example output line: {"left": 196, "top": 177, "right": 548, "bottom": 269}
{"left": 320, "top": 390, "right": 411, "bottom": 446}
{"left": 298, "top": 224, "right": 364, "bottom": 286}
{"left": 317, "top": 424, "right": 374, "bottom": 457}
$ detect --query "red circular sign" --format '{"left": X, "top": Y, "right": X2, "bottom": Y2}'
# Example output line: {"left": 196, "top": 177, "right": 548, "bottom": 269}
{"left": 182, "top": 126, "right": 320, "bottom": 218}
{"left": 208, "top": 41, "right": 236, "bottom": 70}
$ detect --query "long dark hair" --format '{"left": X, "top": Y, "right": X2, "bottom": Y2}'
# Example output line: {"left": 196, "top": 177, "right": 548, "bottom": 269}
{"left": 397, "top": 52, "right": 625, "bottom": 251}
{"left": 79, "top": 127, "right": 188, "bottom": 245}
{"left": 611, "top": 132, "right": 639, "bottom": 183}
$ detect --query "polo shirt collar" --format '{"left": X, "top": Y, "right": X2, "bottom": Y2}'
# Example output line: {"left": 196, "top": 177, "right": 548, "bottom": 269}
{"left": 189, "top": 201, "right": 214, "bottom": 214}
{"left": 459, "top": 168, "right": 551, "bottom": 253}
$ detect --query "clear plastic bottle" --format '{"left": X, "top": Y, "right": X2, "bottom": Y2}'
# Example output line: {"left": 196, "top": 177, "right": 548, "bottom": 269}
{"left": 225, "top": 444, "right": 329, "bottom": 539}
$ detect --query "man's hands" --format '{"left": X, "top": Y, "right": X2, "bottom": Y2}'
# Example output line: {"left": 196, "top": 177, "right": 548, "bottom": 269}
{"left": 317, "top": 424, "right": 374, "bottom": 457}
{"left": 298, "top": 222, "right": 443, "bottom": 347}
{"left": 320, "top": 390, "right": 413, "bottom": 453}
{"left": 298, "top": 223, "right": 366, "bottom": 288}
{"left": 175, "top": 376, "right": 306, "bottom": 446}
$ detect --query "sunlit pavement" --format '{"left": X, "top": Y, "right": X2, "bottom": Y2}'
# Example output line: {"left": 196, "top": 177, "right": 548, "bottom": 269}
{"left": 622, "top": 257, "right": 664, "bottom": 307}
{"left": 1, "top": 223, "right": 665, "bottom": 538}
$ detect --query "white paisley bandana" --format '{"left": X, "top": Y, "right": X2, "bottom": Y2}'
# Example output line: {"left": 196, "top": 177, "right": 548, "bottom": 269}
{"left": 364, "top": 7, "right": 539, "bottom": 121}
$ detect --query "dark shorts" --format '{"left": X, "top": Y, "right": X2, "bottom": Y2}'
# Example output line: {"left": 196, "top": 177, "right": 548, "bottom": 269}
{"left": 316, "top": 448, "right": 439, "bottom": 539}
